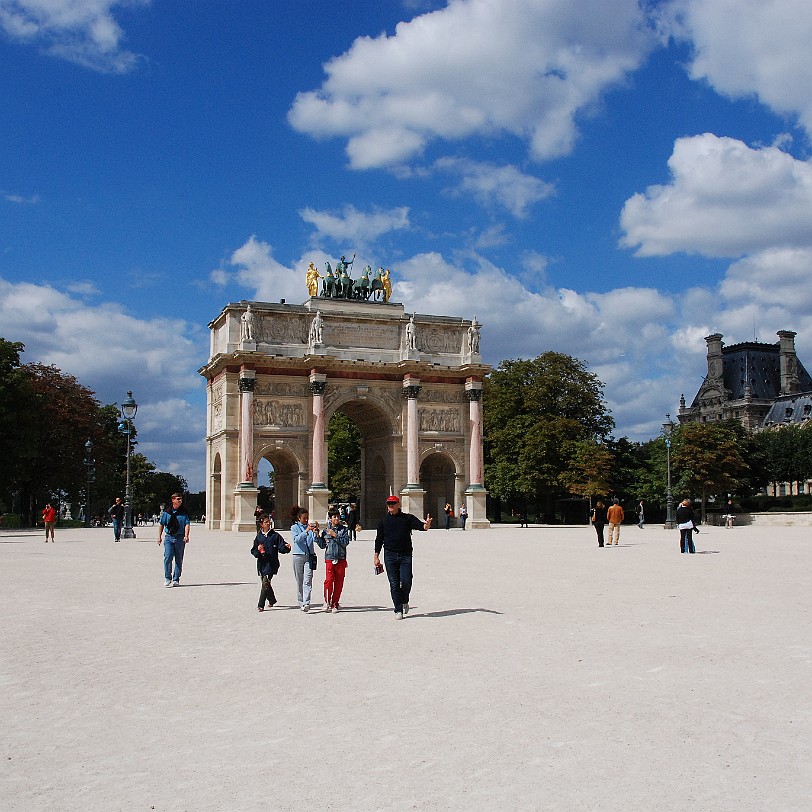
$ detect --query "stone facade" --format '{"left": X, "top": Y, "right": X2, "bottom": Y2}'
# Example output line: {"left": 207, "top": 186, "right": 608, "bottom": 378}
{"left": 199, "top": 297, "right": 490, "bottom": 531}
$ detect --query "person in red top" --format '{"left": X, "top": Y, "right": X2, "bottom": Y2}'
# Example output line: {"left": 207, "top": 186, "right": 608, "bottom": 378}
{"left": 42, "top": 503, "right": 57, "bottom": 542}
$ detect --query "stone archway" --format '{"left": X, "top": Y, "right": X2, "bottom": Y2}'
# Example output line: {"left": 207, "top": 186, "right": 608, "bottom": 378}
{"left": 256, "top": 447, "right": 301, "bottom": 530}
{"left": 420, "top": 452, "right": 457, "bottom": 523}
{"left": 328, "top": 397, "right": 394, "bottom": 528}
{"left": 210, "top": 453, "right": 222, "bottom": 529}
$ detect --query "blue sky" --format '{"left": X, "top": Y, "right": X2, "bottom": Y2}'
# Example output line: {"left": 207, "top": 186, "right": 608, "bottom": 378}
{"left": 3, "top": 0, "right": 812, "bottom": 491}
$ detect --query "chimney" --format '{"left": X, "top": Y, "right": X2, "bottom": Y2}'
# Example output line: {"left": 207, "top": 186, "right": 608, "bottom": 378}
{"left": 705, "top": 333, "right": 724, "bottom": 382}
{"left": 777, "top": 330, "right": 800, "bottom": 395}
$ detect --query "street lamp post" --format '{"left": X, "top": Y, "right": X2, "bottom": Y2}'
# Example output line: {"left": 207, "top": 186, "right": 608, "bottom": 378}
{"left": 84, "top": 438, "right": 95, "bottom": 528}
{"left": 663, "top": 413, "right": 675, "bottom": 529}
{"left": 120, "top": 391, "right": 138, "bottom": 539}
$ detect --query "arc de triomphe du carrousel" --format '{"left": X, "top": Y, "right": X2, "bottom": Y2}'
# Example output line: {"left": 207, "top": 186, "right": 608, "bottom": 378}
{"left": 199, "top": 260, "right": 490, "bottom": 531}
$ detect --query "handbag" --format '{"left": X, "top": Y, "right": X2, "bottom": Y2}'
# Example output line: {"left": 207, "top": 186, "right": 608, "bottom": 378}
{"left": 308, "top": 552, "right": 318, "bottom": 571}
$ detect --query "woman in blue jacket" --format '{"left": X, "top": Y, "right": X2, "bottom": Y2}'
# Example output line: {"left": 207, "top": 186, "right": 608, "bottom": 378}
{"left": 290, "top": 506, "right": 319, "bottom": 612}
{"left": 251, "top": 515, "right": 290, "bottom": 611}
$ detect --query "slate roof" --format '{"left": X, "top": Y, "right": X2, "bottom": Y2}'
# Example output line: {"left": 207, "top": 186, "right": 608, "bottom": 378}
{"left": 721, "top": 341, "right": 812, "bottom": 400}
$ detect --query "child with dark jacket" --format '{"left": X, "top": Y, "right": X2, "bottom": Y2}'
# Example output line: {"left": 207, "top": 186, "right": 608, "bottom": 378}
{"left": 251, "top": 515, "right": 291, "bottom": 611}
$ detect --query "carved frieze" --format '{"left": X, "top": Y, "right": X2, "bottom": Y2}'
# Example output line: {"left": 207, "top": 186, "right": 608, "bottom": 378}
{"left": 256, "top": 315, "right": 307, "bottom": 345}
{"left": 328, "top": 322, "right": 400, "bottom": 350}
{"left": 255, "top": 380, "right": 309, "bottom": 398}
{"left": 253, "top": 399, "right": 306, "bottom": 427}
{"left": 418, "top": 407, "right": 462, "bottom": 433}
{"left": 420, "top": 388, "right": 466, "bottom": 403}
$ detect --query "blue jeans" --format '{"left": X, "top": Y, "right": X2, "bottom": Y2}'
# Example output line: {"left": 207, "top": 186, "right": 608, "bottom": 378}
{"left": 383, "top": 550, "right": 412, "bottom": 613}
{"left": 112, "top": 518, "right": 122, "bottom": 541}
{"left": 163, "top": 537, "right": 186, "bottom": 582}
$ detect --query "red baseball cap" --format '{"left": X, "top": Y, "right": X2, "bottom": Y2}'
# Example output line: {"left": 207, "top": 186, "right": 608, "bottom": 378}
{"left": 386, "top": 495, "right": 400, "bottom": 504}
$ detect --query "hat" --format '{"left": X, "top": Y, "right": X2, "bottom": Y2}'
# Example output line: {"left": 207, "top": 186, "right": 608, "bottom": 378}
{"left": 386, "top": 495, "right": 400, "bottom": 504}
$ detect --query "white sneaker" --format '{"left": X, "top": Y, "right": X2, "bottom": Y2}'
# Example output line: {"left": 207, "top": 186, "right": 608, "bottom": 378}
{"left": 324, "top": 603, "right": 332, "bottom": 613}
{"left": 302, "top": 605, "right": 309, "bottom": 613}
{"left": 172, "top": 581, "right": 179, "bottom": 587}
{"left": 164, "top": 580, "right": 172, "bottom": 587}
{"left": 402, "top": 602, "right": 410, "bottom": 616}
{"left": 394, "top": 611, "right": 403, "bottom": 620}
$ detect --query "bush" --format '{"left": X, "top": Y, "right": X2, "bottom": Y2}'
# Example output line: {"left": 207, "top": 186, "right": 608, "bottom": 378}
{"left": 0, "top": 514, "right": 23, "bottom": 528}
{"left": 739, "top": 494, "right": 812, "bottom": 512}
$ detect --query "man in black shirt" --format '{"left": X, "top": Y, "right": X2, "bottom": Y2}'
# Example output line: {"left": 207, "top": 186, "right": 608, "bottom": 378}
{"left": 374, "top": 495, "right": 432, "bottom": 619}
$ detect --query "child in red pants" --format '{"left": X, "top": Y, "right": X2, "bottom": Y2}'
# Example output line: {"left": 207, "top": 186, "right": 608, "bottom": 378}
{"left": 316, "top": 511, "right": 350, "bottom": 612}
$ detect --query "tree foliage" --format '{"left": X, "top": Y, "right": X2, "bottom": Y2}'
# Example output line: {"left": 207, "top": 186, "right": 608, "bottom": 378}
{"left": 484, "top": 353, "right": 614, "bottom": 511}
{"left": 670, "top": 421, "right": 751, "bottom": 520}
{"left": 327, "top": 411, "right": 361, "bottom": 501}
{"left": 0, "top": 339, "right": 188, "bottom": 524}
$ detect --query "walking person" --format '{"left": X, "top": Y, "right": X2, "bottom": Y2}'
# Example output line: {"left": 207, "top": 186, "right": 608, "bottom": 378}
{"left": 316, "top": 510, "right": 350, "bottom": 612}
{"left": 157, "top": 493, "right": 191, "bottom": 587}
{"left": 606, "top": 498, "right": 624, "bottom": 545}
{"left": 290, "top": 506, "right": 319, "bottom": 612}
{"left": 519, "top": 509, "right": 528, "bottom": 528}
{"left": 42, "top": 502, "right": 57, "bottom": 542}
{"left": 373, "top": 495, "right": 432, "bottom": 619}
{"left": 676, "top": 498, "right": 699, "bottom": 554}
{"left": 346, "top": 502, "right": 358, "bottom": 542}
{"left": 590, "top": 500, "right": 607, "bottom": 547}
{"left": 458, "top": 503, "right": 468, "bottom": 530}
{"left": 444, "top": 502, "right": 453, "bottom": 530}
{"left": 108, "top": 497, "right": 125, "bottom": 542}
{"left": 251, "top": 514, "right": 290, "bottom": 612}
{"left": 637, "top": 499, "right": 645, "bottom": 529}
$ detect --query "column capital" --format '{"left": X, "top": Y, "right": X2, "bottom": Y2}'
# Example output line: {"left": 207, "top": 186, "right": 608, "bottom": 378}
{"left": 309, "top": 371, "right": 327, "bottom": 396}
{"left": 238, "top": 377, "right": 256, "bottom": 393}
{"left": 402, "top": 384, "right": 422, "bottom": 400}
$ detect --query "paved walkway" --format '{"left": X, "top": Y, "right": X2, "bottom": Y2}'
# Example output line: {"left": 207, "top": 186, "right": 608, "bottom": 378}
{"left": 1, "top": 522, "right": 809, "bottom": 810}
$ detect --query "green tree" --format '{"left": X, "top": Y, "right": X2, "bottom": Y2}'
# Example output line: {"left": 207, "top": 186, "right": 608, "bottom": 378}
{"left": 671, "top": 421, "right": 750, "bottom": 521}
{"left": 0, "top": 339, "right": 35, "bottom": 511}
{"left": 560, "top": 440, "right": 615, "bottom": 499}
{"left": 484, "top": 353, "right": 614, "bottom": 520}
{"left": 327, "top": 411, "right": 361, "bottom": 501}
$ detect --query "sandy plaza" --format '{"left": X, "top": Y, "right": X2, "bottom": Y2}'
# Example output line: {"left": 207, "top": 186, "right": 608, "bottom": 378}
{"left": 1, "top": 521, "right": 809, "bottom": 811}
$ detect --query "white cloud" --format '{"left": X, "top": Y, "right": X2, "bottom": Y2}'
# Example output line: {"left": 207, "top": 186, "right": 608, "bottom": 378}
{"left": 288, "top": 0, "right": 655, "bottom": 168}
{"left": 434, "top": 158, "right": 555, "bottom": 217}
{"left": 4, "top": 191, "right": 40, "bottom": 204}
{"left": 299, "top": 204, "right": 410, "bottom": 244}
{"left": 0, "top": 0, "right": 147, "bottom": 72}
{"left": 664, "top": 0, "right": 812, "bottom": 136}
{"left": 620, "top": 134, "right": 812, "bottom": 257}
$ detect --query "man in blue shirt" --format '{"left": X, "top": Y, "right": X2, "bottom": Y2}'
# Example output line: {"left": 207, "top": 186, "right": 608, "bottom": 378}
{"left": 157, "top": 493, "right": 191, "bottom": 587}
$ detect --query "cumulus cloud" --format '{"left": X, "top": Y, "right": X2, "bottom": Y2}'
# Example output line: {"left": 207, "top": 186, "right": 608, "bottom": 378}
{"left": 0, "top": 0, "right": 147, "bottom": 72}
{"left": 288, "top": 0, "right": 655, "bottom": 168}
{"left": 663, "top": 0, "right": 812, "bottom": 137}
{"left": 619, "top": 134, "right": 812, "bottom": 257}
{"left": 434, "top": 158, "right": 555, "bottom": 217}
{"left": 299, "top": 204, "right": 410, "bottom": 244}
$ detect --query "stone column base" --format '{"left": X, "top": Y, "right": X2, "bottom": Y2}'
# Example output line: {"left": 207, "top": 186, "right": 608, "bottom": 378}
{"left": 307, "top": 486, "right": 331, "bottom": 524}
{"left": 465, "top": 487, "right": 490, "bottom": 529}
{"left": 231, "top": 485, "right": 260, "bottom": 532}
{"left": 400, "top": 488, "right": 426, "bottom": 520}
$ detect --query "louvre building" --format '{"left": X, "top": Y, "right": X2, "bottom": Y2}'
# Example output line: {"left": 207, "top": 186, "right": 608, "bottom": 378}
{"left": 678, "top": 330, "right": 812, "bottom": 430}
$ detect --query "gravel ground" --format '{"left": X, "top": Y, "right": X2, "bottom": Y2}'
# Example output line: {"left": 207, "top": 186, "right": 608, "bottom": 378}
{"left": 1, "top": 521, "right": 809, "bottom": 811}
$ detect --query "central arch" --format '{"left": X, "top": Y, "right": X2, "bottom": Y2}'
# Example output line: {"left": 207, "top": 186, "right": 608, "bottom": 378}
{"left": 327, "top": 396, "right": 395, "bottom": 528}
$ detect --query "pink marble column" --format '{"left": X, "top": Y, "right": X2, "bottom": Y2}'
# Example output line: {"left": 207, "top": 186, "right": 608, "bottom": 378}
{"left": 402, "top": 378, "right": 422, "bottom": 487}
{"left": 466, "top": 381, "right": 483, "bottom": 487}
{"left": 309, "top": 373, "right": 327, "bottom": 487}
{"left": 238, "top": 372, "right": 256, "bottom": 484}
